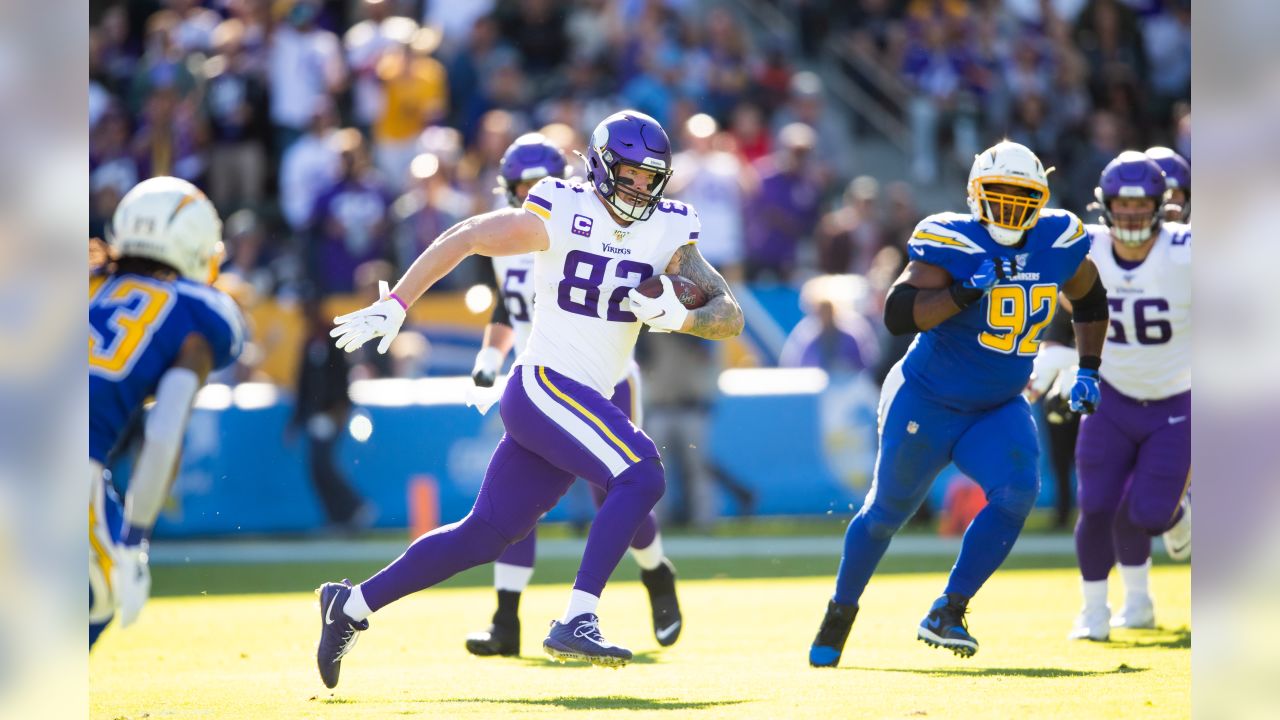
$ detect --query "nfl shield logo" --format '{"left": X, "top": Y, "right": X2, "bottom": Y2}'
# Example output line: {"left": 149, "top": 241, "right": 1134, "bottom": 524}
{"left": 1015, "top": 253, "right": 1030, "bottom": 268}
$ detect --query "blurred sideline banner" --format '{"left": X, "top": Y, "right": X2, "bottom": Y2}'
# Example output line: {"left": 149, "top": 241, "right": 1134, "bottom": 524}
{"left": 138, "top": 373, "right": 1063, "bottom": 538}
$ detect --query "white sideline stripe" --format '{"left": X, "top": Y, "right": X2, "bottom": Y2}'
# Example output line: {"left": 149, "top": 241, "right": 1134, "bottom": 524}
{"left": 148, "top": 535, "right": 1080, "bottom": 566}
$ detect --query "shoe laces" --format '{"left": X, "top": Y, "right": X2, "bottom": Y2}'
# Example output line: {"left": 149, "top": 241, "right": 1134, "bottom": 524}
{"left": 572, "top": 616, "right": 605, "bottom": 643}
{"left": 334, "top": 621, "right": 363, "bottom": 661}
{"left": 942, "top": 601, "right": 970, "bottom": 633}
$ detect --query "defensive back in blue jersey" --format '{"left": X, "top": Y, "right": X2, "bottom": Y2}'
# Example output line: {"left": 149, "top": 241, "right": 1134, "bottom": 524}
{"left": 901, "top": 209, "right": 1089, "bottom": 411}
{"left": 89, "top": 272, "right": 245, "bottom": 462}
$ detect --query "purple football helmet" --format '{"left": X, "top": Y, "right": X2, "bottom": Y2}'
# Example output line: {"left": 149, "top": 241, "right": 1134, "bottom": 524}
{"left": 585, "top": 110, "right": 673, "bottom": 222}
{"left": 497, "top": 133, "right": 568, "bottom": 208}
{"left": 1144, "top": 146, "right": 1191, "bottom": 220}
{"left": 1094, "top": 151, "right": 1167, "bottom": 247}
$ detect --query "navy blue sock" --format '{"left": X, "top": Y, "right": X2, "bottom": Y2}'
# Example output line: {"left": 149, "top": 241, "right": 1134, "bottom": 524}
{"left": 944, "top": 504, "right": 1026, "bottom": 598}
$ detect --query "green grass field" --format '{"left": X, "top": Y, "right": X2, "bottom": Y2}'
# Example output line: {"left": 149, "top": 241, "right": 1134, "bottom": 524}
{"left": 90, "top": 561, "right": 1188, "bottom": 719}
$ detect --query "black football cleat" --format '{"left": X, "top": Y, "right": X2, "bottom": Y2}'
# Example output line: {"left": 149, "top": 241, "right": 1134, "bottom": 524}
{"left": 640, "top": 559, "right": 682, "bottom": 646}
{"left": 918, "top": 593, "right": 979, "bottom": 658}
{"left": 315, "top": 580, "right": 369, "bottom": 689}
{"left": 809, "top": 600, "right": 858, "bottom": 667}
{"left": 465, "top": 619, "right": 521, "bottom": 657}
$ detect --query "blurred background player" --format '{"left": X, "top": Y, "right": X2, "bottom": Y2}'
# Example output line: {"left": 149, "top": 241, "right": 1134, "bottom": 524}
{"left": 1144, "top": 146, "right": 1191, "bottom": 222}
{"left": 465, "top": 133, "right": 682, "bottom": 657}
{"left": 317, "top": 111, "right": 741, "bottom": 687}
{"left": 90, "top": 177, "right": 245, "bottom": 648}
{"left": 810, "top": 141, "right": 1109, "bottom": 665}
{"left": 1050, "top": 152, "right": 1191, "bottom": 641}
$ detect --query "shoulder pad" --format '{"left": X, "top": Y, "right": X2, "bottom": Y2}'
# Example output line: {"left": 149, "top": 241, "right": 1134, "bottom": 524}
{"left": 1164, "top": 222, "right": 1191, "bottom": 248}
{"left": 908, "top": 213, "right": 985, "bottom": 255}
{"left": 522, "top": 177, "right": 559, "bottom": 221}
{"left": 1043, "top": 209, "right": 1087, "bottom": 249}
{"left": 176, "top": 282, "right": 246, "bottom": 370}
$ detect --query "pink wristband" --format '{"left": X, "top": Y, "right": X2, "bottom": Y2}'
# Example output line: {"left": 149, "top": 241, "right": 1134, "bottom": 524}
{"left": 388, "top": 292, "right": 408, "bottom": 310}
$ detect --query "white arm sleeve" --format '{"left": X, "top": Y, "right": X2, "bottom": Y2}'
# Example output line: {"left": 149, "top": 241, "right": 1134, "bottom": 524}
{"left": 123, "top": 367, "right": 200, "bottom": 536}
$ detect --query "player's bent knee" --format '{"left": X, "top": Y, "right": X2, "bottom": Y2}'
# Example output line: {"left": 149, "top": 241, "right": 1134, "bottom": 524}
{"left": 457, "top": 515, "right": 514, "bottom": 565}
{"left": 987, "top": 476, "right": 1039, "bottom": 520}
{"left": 860, "top": 503, "right": 909, "bottom": 541}
{"left": 1128, "top": 502, "right": 1178, "bottom": 535}
{"left": 610, "top": 458, "right": 666, "bottom": 506}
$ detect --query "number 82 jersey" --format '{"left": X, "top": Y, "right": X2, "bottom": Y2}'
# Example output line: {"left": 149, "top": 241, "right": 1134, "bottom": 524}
{"left": 515, "top": 177, "right": 700, "bottom": 395}
{"left": 902, "top": 209, "right": 1089, "bottom": 412}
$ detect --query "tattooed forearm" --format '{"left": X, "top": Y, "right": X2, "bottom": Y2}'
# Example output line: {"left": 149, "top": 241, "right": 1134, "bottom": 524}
{"left": 667, "top": 244, "right": 745, "bottom": 339}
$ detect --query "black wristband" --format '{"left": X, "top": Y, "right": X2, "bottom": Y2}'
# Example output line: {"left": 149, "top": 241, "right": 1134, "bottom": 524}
{"left": 948, "top": 282, "right": 984, "bottom": 309}
{"left": 1078, "top": 355, "right": 1102, "bottom": 371}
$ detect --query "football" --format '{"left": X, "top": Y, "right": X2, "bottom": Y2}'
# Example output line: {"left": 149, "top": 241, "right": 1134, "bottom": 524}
{"left": 634, "top": 273, "right": 708, "bottom": 309}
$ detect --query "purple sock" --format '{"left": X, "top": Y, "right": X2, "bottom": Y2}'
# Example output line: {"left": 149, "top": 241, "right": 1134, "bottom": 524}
{"left": 1076, "top": 509, "right": 1117, "bottom": 581}
{"left": 574, "top": 459, "right": 665, "bottom": 596}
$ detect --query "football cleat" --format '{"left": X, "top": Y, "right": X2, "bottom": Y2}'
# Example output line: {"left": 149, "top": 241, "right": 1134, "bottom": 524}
{"left": 918, "top": 594, "right": 979, "bottom": 658}
{"left": 640, "top": 559, "right": 683, "bottom": 647}
{"left": 1162, "top": 496, "right": 1191, "bottom": 561}
{"left": 112, "top": 541, "right": 152, "bottom": 628}
{"left": 465, "top": 614, "right": 520, "bottom": 657}
{"left": 1111, "top": 596, "right": 1155, "bottom": 630}
{"left": 809, "top": 600, "right": 858, "bottom": 667}
{"left": 315, "top": 580, "right": 369, "bottom": 689}
{"left": 542, "top": 613, "right": 632, "bottom": 668}
{"left": 1068, "top": 605, "right": 1112, "bottom": 641}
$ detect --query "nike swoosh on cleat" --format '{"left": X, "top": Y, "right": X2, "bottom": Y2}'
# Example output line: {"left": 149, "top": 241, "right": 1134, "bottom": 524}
{"left": 325, "top": 593, "right": 339, "bottom": 626}
{"left": 926, "top": 616, "right": 942, "bottom": 630}
{"left": 655, "top": 621, "right": 681, "bottom": 642}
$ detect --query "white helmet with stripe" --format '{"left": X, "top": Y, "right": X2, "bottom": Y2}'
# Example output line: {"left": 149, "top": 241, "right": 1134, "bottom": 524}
{"left": 966, "top": 141, "right": 1052, "bottom": 246}
{"left": 109, "top": 176, "right": 223, "bottom": 282}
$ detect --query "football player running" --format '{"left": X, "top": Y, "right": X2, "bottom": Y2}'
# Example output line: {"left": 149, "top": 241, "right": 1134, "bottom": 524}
{"left": 318, "top": 110, "right": 741, "bottom": 688}
{"left": 809, "top": 141, "right": 1109, "bottom": 665}
{"left": 89, "top": 177, "right": 245, "bottom": 648}
{"left": 464, "top": 133, "right": 683, "bottom": 658}
{"left": 1049, "top": 152, "right": 1191, "bottom": 641}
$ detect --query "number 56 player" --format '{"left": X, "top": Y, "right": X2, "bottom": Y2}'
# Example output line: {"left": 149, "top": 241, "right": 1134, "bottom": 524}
{"left": 317, "top": 110, "right": 743, "bottom": 688}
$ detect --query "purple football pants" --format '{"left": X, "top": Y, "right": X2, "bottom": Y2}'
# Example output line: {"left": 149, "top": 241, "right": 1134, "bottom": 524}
{"left": 360, "top": 365, "right": 664, "bottom": 612}
{"left": 1074, "top": 380, "right": 1191, "bottom": 581}
{"left": 496, "top": 370, "right": 658, "bottom": 568}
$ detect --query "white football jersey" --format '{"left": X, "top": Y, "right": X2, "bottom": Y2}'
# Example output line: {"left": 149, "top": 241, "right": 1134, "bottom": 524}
{"left": 491, "top": 253, "right": 537, "bottom": 355}
{"left": 515, "top": 177, "right": 700, "bottom": 395}
{"left": 1088, "top": 222, "right": 1191, "bottom": 400}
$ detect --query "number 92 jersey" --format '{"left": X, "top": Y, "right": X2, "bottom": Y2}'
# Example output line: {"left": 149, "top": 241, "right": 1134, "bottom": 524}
{"left": 1087, "top": 222, "right": 1190, "bottom": 400}
{"left": 515, "top": 177, "right": 700, "bottom": 395}
{"left": 903, "top": 209, "right": 1089, "bottom": 412}
{"left": 89, "top": 272, "right": 246, "bottom": 463}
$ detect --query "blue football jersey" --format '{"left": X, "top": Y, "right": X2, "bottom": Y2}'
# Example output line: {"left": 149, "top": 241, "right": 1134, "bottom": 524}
{"left": 901, "top": 209, "right": 1089, "bottom": 411}
{"left": 89, "top": 272, "right": 245, "bottom": 462}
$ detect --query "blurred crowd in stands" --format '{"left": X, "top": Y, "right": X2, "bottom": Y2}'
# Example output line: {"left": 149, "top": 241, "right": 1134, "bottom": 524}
{"left": 89, "top": 0, "right": 1188, "bottom": 530}
{"left": 90, "top": 0, "right": 1189, "bottom": 381}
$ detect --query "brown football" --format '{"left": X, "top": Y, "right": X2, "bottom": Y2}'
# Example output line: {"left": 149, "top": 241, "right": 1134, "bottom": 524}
{"left": 634, "top": 273, "right": 708, "bottom": 309}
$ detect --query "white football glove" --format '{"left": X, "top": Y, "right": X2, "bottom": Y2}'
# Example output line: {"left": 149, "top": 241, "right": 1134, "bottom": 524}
{"left": 112, "top": 541, "right": 151, "bottom": 628}
{"left": 1027, "top": 344, "right": 1078, "bottom": 401}
{"left": 331, "top": 280, "right": 407, "bottom": 354}
{"left": 471, "top": 346, "right": 504, "bottom": 388}
{"left": 627, "top": 276, "right": 690, "bottom": 333}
